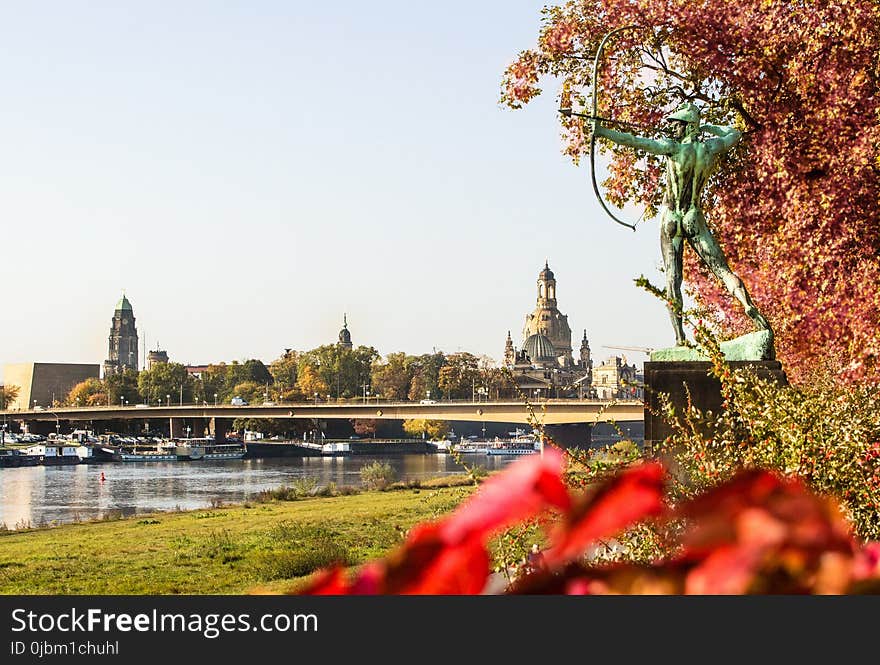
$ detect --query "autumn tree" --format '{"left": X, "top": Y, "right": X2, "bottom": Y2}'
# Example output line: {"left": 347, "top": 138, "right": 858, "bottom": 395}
{"left": 502, "top": 0, "right": 880, "bottom": 383}
{"left": 297, "top": 364, "right": 329, "bottom": 399}
{"left": 269, "top": 350, "right": 299, "bottom": 397}
{"left": 297, "top": 345, "right": 379, "bottom": 399}
{"left": 407, "top": 352, "right": 446, "bottom": 401}
{"left": 371, "top": 352, "right": 417, "bottom": 400}
{"left": 65, "top": 378, "right": 106, "bottom": 407}
{"left": 0, "top": 384, "right": 20, "bottom": 410}
{"left": 105, "top": 368, "right": 141, "bottom": 405}
{"left": 438, "top": 352, "right": 481, "bottom": 400}
{"left": 402, "top": 418, "right": 450, "bottom": 440}
{"left": 137, "top": 363, "right": 193, "bottom": 405}
{"left": 229, "top": 381, "right": 267, "bottom": 405}
{"left": 351, "top": 419, "right": 379, "bottom": 437}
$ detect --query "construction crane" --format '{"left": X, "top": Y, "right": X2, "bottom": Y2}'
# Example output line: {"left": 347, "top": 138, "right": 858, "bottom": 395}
{"left": 603, "top": 345, "right": 655, "bottom": 355}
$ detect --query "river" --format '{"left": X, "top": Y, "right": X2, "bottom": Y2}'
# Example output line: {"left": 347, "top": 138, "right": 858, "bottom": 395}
{"left": 0, "top": 454, "right": 520, "bottom": 530}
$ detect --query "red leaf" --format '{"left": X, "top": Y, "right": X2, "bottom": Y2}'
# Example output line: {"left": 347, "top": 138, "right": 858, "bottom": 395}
{"left": 381, "top": 523, "right": 491, "bottom": 594}
{"left": 298, "top": 565, "right": 350, "bottom": 595}
{"left": 544, "top": 462, "right": 665, "bottom": 567}
{"left": 439, "top": 447, "right": 571, "bottom": 545}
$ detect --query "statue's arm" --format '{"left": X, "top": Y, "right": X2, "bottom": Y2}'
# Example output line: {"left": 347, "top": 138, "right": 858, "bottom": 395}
{"left": 593, "top": 124, "right": 676, "bottom": 156}
{"left": 703, "top": 124, "right": 742, "bottom": 153}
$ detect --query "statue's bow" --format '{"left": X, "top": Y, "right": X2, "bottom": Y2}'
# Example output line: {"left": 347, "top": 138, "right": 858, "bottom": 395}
{"left": 588, "top": 25, "right": 648, "bottom": 232}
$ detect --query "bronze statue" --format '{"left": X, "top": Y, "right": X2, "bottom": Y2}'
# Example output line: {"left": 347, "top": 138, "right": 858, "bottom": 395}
{"left": 591, "top": 101, "right": 773, "bottom": 349}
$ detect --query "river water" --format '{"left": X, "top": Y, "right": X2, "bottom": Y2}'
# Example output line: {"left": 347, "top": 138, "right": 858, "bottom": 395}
{"left": 0, "top": 454, "right": 520, "bottom": 530}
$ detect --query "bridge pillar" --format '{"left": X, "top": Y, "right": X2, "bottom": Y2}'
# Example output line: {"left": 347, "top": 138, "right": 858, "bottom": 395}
{"left": 543, "top": 423, "right": 592, "bottom": 449}
{"left": 169, "top": 418, "right": 184, "bottom": 439}
{"left": 192, "top": 418, "right": 208, "bottom": 438}
{"left": 209, "top": 418, "right": 231, "bottom": 443}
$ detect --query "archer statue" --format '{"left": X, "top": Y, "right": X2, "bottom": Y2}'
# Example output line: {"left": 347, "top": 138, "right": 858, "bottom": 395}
{"left": 591, "top": 101, "right": 773, "bottom": 349}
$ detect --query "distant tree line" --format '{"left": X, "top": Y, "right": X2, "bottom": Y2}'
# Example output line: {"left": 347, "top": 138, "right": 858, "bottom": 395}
{"left": 57, "top": 346, "right": 522, "bottom": 439}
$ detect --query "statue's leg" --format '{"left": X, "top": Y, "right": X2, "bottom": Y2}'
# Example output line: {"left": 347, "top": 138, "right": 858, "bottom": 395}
{"left": 660, "top": 213, "right": 687, "bottom": 345}
{"left": 687, "top": 217, "right": 772, "bottom": 334}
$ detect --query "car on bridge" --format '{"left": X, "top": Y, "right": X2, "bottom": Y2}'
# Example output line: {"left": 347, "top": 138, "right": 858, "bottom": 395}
{"left": 419, "top": 399, "right": 437, "bottom": 404}
{"left": 230, "top": 396, "right": 248, "bottom": 406}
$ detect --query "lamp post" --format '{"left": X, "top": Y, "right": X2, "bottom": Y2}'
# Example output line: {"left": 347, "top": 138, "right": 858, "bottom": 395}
{"left": 314, "top": 392, "right": 318, "bottom": 405}
{"left": 214, "top": 393, "right": 218, "bottom": 406}
{"left": 166, "top": 394, "right": 170, "bottom": 408}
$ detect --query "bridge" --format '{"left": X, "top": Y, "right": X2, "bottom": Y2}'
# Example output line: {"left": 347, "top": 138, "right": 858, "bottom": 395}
{"left": 1, "top": 399, "right": 643, "bottom": 426}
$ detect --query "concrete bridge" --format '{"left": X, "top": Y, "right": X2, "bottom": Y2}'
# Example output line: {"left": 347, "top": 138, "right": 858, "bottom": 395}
{"left": 1, "top": 399, "right": 644, "bottom": 447}
{"left": 1, "top": 399, "right": 643, "bottom": 425}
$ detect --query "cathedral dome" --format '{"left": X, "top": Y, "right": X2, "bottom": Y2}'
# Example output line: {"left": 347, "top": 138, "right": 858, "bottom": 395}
{"left": 523, "top": 333, "right": 555, "bottom": 363}
{"left": 539, "top": 261, "right": 554, "bottom": 281}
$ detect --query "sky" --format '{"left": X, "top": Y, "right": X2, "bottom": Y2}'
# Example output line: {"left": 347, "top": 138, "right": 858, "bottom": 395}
{"left": 0, "top": 1, "right": 676, "bottom": 380}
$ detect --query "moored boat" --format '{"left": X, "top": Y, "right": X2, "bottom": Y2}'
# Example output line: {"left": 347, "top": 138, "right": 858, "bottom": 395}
{"left": 485, "top": 429, "right": 541, "bottom": 456}
{"left": 24, "top": 444, "right": 81, "bottom": 465}
{"left": 76, "top": 444, "right": 121, "bottom": 464}
{"left": 0, "top": 448, "right": 40, "bottom": 467}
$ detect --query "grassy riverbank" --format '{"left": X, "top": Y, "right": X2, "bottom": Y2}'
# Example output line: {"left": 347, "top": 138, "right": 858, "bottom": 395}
{"left": 0, "top": 479, "right": 477, "bottom": 595}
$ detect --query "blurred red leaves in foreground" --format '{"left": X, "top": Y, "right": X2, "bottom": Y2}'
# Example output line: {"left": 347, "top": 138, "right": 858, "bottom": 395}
{"left": 298, "top": 450, "right": 880, "bottom": 595}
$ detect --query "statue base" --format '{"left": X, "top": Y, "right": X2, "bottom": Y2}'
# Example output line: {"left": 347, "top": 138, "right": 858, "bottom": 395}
{"left": 643, "top": 359, "right": 787, "bottom": 455}
{"left": 649, "top": 330, "right": 775, "bottom": 362}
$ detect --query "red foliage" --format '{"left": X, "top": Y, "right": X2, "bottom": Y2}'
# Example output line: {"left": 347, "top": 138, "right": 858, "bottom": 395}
{"left": 298, "top": 451, "right": 880, "bottom": 595}
{"left": 501, "top": 1, "right": 880, "bottom": 383}
{"left": 544, "top": 462, "right": 665, "bottom": 566}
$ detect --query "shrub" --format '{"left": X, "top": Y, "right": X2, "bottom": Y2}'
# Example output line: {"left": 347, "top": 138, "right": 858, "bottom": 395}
{"left": 257, "top": 522, "right": 351, "bottom": 580}
{"left": 360, "top": 462, "right": 397, "bottom": 490}
{"left": 256, "top": 542, "right": 351, "bottom": 581}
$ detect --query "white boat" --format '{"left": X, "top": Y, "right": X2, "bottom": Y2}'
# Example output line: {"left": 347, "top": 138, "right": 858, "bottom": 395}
{"left": 485, "top": 442, "right": 539, "bottom": 456}
{"left": 120, "top": 439, "right": 245, "bottom": 461}
{"left": 485, "top": 430, "right": 541, "bottom": 456}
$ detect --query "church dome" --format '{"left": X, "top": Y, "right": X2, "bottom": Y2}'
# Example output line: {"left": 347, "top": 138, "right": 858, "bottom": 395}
{"left": 338, "top": 314, "right": 352, "bottom": 347}
{"left": 523, "top": 333, "right": 556, "bottom": 363}
{"left": 539, "top": 261, "right": 554, "bottom": 281}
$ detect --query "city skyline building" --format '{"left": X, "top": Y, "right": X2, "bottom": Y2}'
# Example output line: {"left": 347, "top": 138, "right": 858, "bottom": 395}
{"left": 102, "top": 294, "right": 139, "bottom": 378}
{"left": 506, "top": 262, "right": 593, "bottom": 397}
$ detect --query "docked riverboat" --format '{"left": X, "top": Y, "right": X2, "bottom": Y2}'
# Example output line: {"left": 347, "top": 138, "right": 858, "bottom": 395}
{"left": 0, "top": 448, "right": 40, "bottom": 468}
{"left": 76, "top": 444, "right": 121, "bottom": 464}
{"left": 23, "top": 444, "right": 81, "bottom": 465}
{"left": 120, "top": 439, "right": 246, "bottom": 461}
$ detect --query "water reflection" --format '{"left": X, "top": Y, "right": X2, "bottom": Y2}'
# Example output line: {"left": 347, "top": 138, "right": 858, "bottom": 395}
{"left": 0, "top": 454, "right": 518, "bottom": 529}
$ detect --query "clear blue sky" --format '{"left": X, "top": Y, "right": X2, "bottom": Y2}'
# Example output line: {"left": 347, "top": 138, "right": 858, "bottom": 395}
{"left": 0, "top": 1, "right": 673, "bottom": 378}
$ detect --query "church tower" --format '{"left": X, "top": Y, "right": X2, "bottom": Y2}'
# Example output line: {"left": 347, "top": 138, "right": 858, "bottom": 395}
{"left": 522, "top": 261, "right": 573, "bottom": 367}
{"left": 103, "top": 294, "right": 139, "bottom": 377}
{"left": 579, "top": 330, "right": 591, "bottom": 368}
{"left": 504, "top": 330, "right": 515, "bottom": 367}
{"left": 579, "top": 330, "right": 593, "bottom": 387}
{"left": 338, "top": 314, "right": 353, "bottom": 350}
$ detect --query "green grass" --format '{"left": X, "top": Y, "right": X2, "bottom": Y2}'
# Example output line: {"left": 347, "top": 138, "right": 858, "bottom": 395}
{"left": 0, "top": 483, "right": 476, "bottom": 595}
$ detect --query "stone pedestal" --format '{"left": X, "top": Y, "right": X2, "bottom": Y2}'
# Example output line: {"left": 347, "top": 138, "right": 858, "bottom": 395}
{"left": 643, "top": 360, "right": 787, "bottom": 455}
